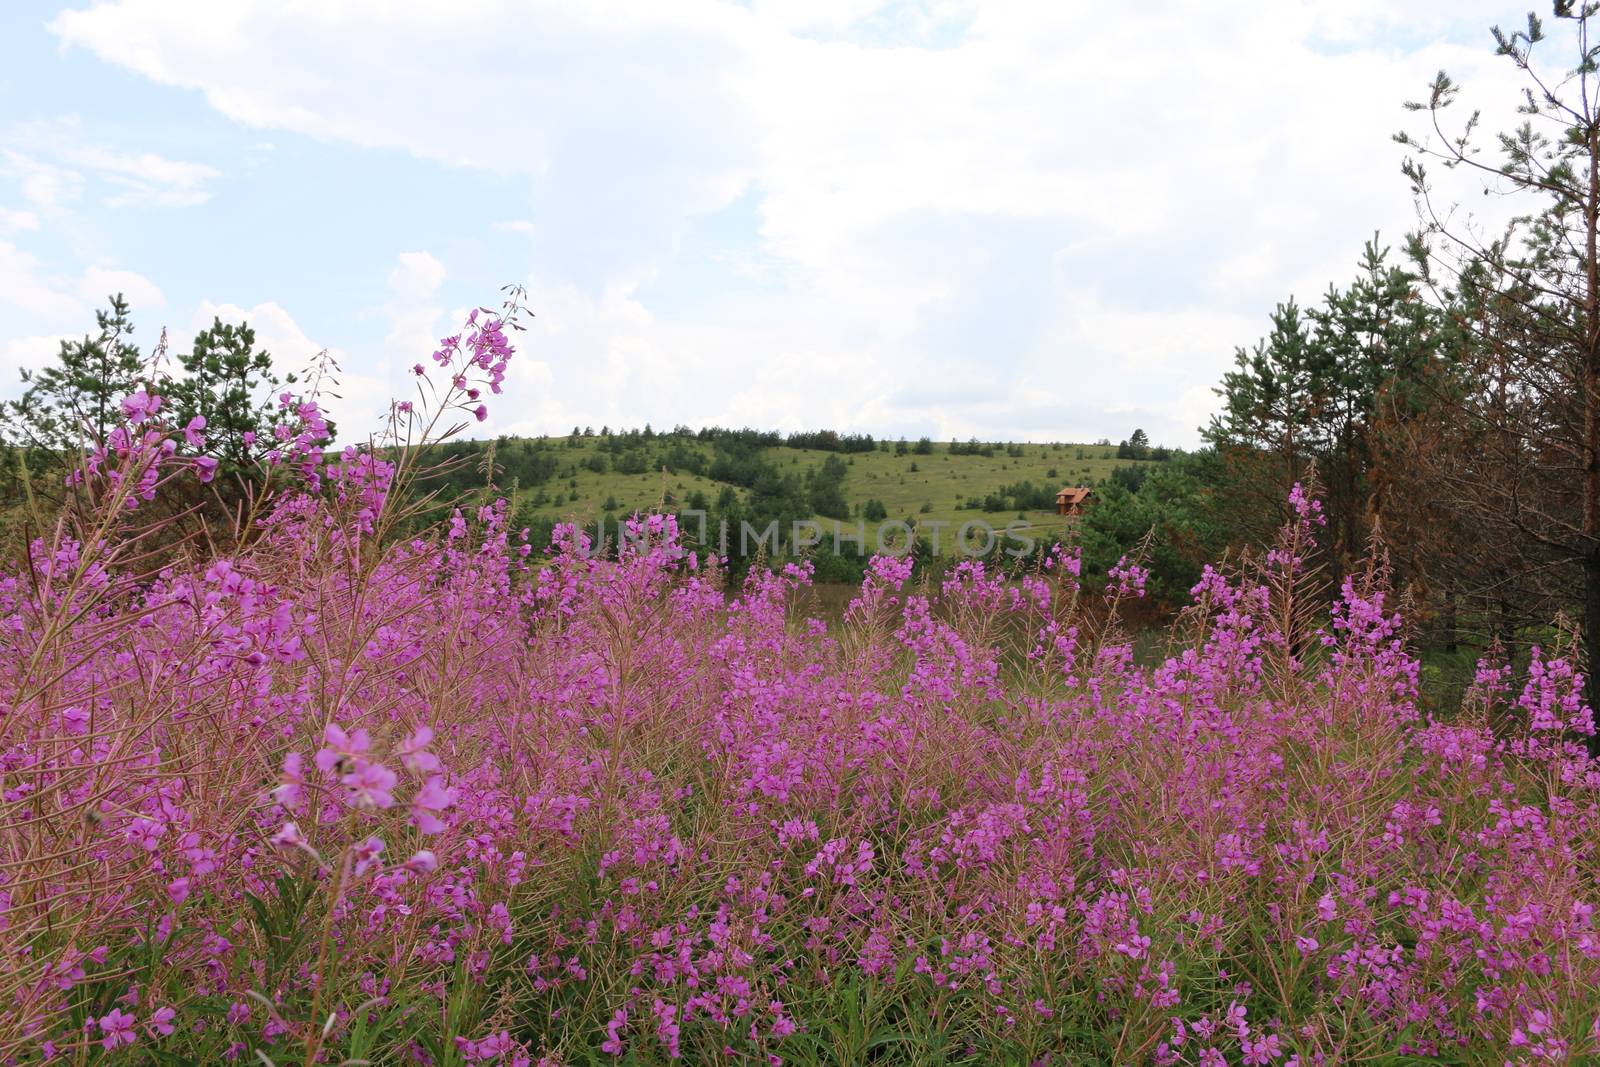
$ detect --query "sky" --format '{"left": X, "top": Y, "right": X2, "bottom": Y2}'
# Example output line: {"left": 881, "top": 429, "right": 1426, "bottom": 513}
{"left": 0, "top": 0, "right": 1537, "bottom": 447}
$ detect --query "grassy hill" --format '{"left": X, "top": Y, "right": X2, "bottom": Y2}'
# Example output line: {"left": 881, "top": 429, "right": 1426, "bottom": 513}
{"left": 439, "top": 432, "right": 1163, "bottom": 553}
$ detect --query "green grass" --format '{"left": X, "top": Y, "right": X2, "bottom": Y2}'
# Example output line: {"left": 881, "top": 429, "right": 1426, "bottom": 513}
{"left": 771, "top": 443, "right": 1137, "bottom": 542}
{"left": 509, "top": 457, "right": 723, "bottom": 526}
{"left": 498, "top": 437, "right": 1154, "bottom": 553}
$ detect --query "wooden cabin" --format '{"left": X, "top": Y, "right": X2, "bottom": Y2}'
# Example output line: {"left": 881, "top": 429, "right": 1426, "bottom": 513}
{"left": 1055, "top": 486, "right": 1092, "bottom": 517}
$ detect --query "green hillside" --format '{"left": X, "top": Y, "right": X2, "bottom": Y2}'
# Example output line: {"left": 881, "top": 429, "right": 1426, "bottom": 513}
{"left": 427, "top": 431, "right": 1164, "bottom": 555}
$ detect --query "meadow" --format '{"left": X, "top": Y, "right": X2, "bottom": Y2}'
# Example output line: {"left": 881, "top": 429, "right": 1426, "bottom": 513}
{"left": 2, "top": 311, "right": 1596, "bottom": 1067}
{"left": 490, "top": 436, "right": 1147, "bottom": 549}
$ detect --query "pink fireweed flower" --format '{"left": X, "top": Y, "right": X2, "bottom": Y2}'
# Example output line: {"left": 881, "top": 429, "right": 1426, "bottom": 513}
{"left": 120, "top": 390, "right": 161, "bottom": 424}
{"left": 1114, "top": 933, "right": 1152, "bottom": 959}
{"left": 351, "top": 836, "right": 385, "bottom": 877}
{"left": 314, "top": 722, "right": 371, "bottom": 775}
{"left": 1107, "top": 555, "right": 1149, "bottom": 598}
{"left": 147, "top": 1006, "right": 176, "bottom": 1037}
{"left": 651, "top": 999, "right": 681, "bottom": 1059}
{"left": 1241, "top": 1033, "right": 1282, "bottom": 1064}
{"left": 193, "top": 456, "right": 219, "bottom": 483}
{"left": 341, "top": 759, "right": 397, "bottom": 809}
{"left": 271, "top": 752, "right": 306, "bottom": 810}
{"left": 411, "top": 775, "right": 455, "bottom": 834}
{"left": 183, "top": 415, "right": 207, "bottom": 447}
{"left": 396, "top": 725, "right": 441, "bottom": 774}
{"left": 405, "top": 850, "right": 438, "bottom": 874}
{"left": 270, "top": 821, "right": 317, "bottom": 858}
{"left": 1288, "top": 481, "right": 1326, "bottom": 525}
{"left": 473, "top": 403, "right": 488, "bottom": 422}
{"left": 61, "top": 704, "right": 89, "bottom": 734}
{"left": 98, "top": 1008, "right": 137, "bottom": 1049}
{"left": 127, "top": 817, "right": 165, "bottom": 852}
{"left": 601, "top": 1007, "right": 628, "bottom": 1055}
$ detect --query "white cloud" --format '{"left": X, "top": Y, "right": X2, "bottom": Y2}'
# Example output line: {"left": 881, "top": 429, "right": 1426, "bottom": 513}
{"left": 0, "top": 149, "right": 84, "bottom": 211}
{"left": 2, "top": 241, "right": 138, "bottom": 321}
{"left": 388, "top": 251, "right": 446, "bottom": 301}
{"left": 297, "top": 250, "right": 455, "bottom": 439}
{"left": 380, "top": 251, "right": 446, "bottom": 399}
{"left": 2, "top": 120, "right": 220, "bottom": 210}
{"left": 190, "top": 298, "right": 393, "bottom": 439}
{"left": 0, "top": 239, "right": 166, "bottom": 326}
{"left": 0, "top": 240, "right": 91, "bottom": 320}
{"left": 78, "top": 266, "right": 166, "bottom": 310}
{"left": 0, "top": 243, "right": 164, "bottom": 408}
{"left": 0, "top": 334, "right": 73, "bottom": 402}
{"left": 0, "top": 207, "right": 40, "bottom": 233}
{"left": 68, "top": 144, "right": 220, "bottom": 207}
{"left": 45, "top": 0, "right": 1544, "bottom": 443}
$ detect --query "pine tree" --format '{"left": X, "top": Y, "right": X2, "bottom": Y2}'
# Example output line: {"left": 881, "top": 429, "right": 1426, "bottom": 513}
{"left": 4, "top": 294, "right": 144, "bottom": 460}
{"left": 1396, "top": 4, "right": 1600, "bottom": 750}
{"left": 165, "top": 318, "right": 295, "bottom": 476}
{"left": 1206, "top": 240, "right": 1439, "bottom": 562}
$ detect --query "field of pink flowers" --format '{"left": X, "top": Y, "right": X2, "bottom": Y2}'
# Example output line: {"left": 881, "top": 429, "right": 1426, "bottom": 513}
{"left": 3, "top": 306, "right": 1598, "bottom": 1066}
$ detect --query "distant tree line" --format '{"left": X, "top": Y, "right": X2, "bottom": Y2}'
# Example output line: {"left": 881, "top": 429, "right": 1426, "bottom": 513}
{"left": 1114, "top": 428, "right": 1173, "bottom": 462}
